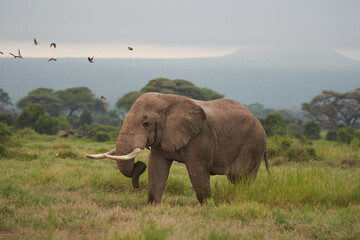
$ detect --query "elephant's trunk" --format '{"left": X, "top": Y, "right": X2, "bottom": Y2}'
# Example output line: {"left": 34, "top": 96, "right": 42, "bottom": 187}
{"left": 85, "top": 134, "right": 147, "bottom": 188}
{"left": 115, "top": 133, "right": 147, "bottom": 188}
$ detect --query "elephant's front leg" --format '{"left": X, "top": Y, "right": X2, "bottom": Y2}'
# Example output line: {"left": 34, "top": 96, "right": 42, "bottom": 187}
{"left": 186, "top": 163, "right": 211, "bottom": 204}
{"left": 148, "top": 150, "right": 173, "bottom": 204}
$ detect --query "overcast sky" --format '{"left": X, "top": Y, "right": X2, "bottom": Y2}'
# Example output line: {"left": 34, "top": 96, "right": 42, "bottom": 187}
{"left": 1, "top": 0, "right": 360, "bottom": 58}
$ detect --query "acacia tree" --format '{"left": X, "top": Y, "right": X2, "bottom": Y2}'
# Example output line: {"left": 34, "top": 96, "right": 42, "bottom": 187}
{"left": 16, "top": 88, "right": 63, "bottom": 117}
{"left": 116, "top": 78, "right": 224, "bottom": 112}
{"left": 302, "top": 89, "right": 360, "bottom": 130}
{"left": 56, "top": 87, "right": 107, "bottom": 116}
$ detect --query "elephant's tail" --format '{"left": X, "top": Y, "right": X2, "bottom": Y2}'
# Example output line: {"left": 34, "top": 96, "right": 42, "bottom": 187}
{"left": 264, "top": 146, "right": 270, "bottom": 173}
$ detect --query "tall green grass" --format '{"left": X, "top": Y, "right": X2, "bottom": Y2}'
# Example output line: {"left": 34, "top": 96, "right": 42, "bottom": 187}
{"left": 211, "top": 166, "right": 360, "bottom": 207}
{"left": 1, "top": 132, "right": 360, "bottom": 239}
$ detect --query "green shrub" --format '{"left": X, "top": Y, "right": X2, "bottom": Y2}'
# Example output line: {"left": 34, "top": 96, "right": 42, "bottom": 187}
{"left": 326, "top": 131, "right": 337, "bottom": 141}
{"left": 57, "top": 116, "right": 71, "bottom": 130}
{"left": 303, "top": 120, "right": 320, "bottom": 140}
{"left": 91, "top": 123, "right": 120, "bottom": 132}
{"left": 34, "top": 115, "right": 60, "bottom": 135}
{"left": 95, "top": 115, "right": 121, "bottom": 127}
{"left": 287, "top": 123, "right": 304, "bottom": 138}
{"left": 0, "top": 113, "right": 16, "bottom": 126}
{"left": 17, "top": 103, "right": 46, "bottom": 129}
{"left": 261, "top": 112, "right": 288, "bottom": 136}
{"left": 350, "top": 138, "right": 360, "bottom": 150}
{"left": 66, "top": 115, "right": 79, "bottom": 128}
{"left": 78, "top": 124, "right": 92, "bottom": 132}
{"left": 268, "top": 136, "right": 317, "bottom": 162}
{"left": 79, "top": 109, "right": 93, "bottom": 126}
{"left": 0, "top": 122, "right": 12, "bottom": 144}
{"left": 93, "top": 131, "right": 111, "bottom": 142}
{"left": 355, "top": 129, "right": 360, "bottom": 140}
{"left": 337, "top": 126, "right": 355, "bottom": 144}
{"left": 16, "top": 128, "right": 38, "bottom": 137}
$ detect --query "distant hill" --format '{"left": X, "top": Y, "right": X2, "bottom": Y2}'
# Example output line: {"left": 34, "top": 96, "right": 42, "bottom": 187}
{"left": 1, "top": 45, "right": 359, "bottom": 110}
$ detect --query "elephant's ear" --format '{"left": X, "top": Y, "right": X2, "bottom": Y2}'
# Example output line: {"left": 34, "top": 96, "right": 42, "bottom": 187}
{"left": 160, "top": 96, "right": 206, "bottom": 152}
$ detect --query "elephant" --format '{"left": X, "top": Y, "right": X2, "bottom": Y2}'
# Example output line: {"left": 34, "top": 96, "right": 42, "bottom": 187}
{"left": 86, "top": 92, "right": 269, "bottom": 204}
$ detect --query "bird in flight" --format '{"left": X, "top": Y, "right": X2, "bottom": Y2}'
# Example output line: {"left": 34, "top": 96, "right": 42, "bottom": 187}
{"left": 88, "top": 56, "right": 94, "bottom": 63}
{"left": 152, "top": 80, "right": 157, "bottom": 85}
{"left": 0, "top": 51, "right": 3, "bottom": 55}
{"left": 9, "top": 52, "right": 19, "bottom": 58}
{"left": 101, "top": 95, "right": 106, "bottom": 101}
{"left": 50, "top": 43, "right": 56, "bottom": 48}
{"left": 48, "top": 58, "right": 57, "bottom": 62}
{"left": 18, "top": 49, "right": 23, "bottom": 59}
{"left": 34, "top": 38, "right": 39, "bottom": 45}
{"left": 128, "top": 47, "right": 133, "bottom": 51}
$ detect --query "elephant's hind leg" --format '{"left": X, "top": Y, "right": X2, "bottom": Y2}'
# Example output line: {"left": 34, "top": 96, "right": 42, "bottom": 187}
{"left": 226, "top": 144, "right": 263, "bottom": 184}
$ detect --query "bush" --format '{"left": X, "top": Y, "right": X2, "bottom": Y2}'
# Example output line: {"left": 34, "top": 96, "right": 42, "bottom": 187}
{"left": 303, "top": 120, "right": 320, "bottom": 140}
{"left": 287, "top": 123, "right": 304, "bottom": 139}
{"left": 16, "top": 128, "right": 38, "bottom": 137}
{"left": 93, "top": 131, "right": 111, "bottom": 142}
{"left": 78, "top": 124, "right": 92, "bottom": 132}
{"left": 34, "top": 115, "right": 60, "bottom": 135}
{"left": 79, "top": 109, "right": 93, "bottom": 126}
{"left": 268, "top": 136, "right": 317, "bottom": 162}
{"left": 66, "top": 115, "right": 79, "bottom": 128}
{"left": 350, "top": 138, "right": 360, "bottom": 150}
{"left": 0, "top": 113, "right": 16, "bottom": 126}
{"left": 91, "top": 123, "right": 120, "bottom": 132}
{"left": 17, "top": 103, "right": 46, "bottom": 129}
{"left": 355, "top": 129, "right": 360, "bottom": 140}
{"left": 95, "top": 115, "right": 121, "bottom": 127}
{"left": 326, "top": 131, "right": 337, "bottom": 141}
{"left": 57, "top": 116, "right": 71, "bottom": 130}
{"left": 261, "top": 112, "right": 288, "bottom": 136}
{"left": 337, "top": 126, "right": 355, "bottom": 144}
{"left": 0, "top": 122, "right": 12, "bottom": 144}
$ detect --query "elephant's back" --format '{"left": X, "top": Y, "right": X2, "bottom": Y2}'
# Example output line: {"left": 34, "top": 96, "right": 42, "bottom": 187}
{"left": 196, "top": 98, "right": 266, "bottom": 143}
{"left": 196, "top": 99, "right": 256, "bottom": 125}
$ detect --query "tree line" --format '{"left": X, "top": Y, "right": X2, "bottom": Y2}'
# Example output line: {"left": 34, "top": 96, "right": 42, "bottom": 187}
{"left": 0, "top": 80, "right": 359, "bottom": 146}
{"left": 0, "top": 78, "right": 224, "bottom": 136}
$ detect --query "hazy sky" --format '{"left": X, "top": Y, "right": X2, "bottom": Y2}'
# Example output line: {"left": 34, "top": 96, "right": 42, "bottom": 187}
{"left": 1, "top": 0, "right": 360, "bottom": 58}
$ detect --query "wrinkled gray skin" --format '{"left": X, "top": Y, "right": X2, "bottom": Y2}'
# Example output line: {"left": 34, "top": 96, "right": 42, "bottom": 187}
{"left": 113, "top": 92, "right": 268, "bottom": 204}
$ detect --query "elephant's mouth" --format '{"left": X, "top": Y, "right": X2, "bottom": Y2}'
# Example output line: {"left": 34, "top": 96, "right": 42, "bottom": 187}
{"left": 86, "top": 148, "right": 142, "bottom": 160}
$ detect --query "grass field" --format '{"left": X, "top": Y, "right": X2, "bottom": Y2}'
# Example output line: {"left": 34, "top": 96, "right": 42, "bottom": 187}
{"left": 1, "top": 130, "right": 360, "bottom": 239}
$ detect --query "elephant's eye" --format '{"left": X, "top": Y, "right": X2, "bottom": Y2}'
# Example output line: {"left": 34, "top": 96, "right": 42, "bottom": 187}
{"left": 143, "top": 122, "right": 149, "bottom": 128}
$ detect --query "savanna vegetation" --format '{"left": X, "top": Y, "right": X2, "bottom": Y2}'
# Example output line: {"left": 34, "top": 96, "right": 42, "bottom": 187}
{"left": 115, "top": 78, "right": 224, "bottom": 111}
{"left": 0, "top": 85, "right": 360, "bottom": 239}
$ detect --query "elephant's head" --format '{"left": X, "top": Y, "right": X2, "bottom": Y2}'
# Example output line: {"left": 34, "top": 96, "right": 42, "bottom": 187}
{"left": 86, "top": 92, "right": 206, "bottom": 188}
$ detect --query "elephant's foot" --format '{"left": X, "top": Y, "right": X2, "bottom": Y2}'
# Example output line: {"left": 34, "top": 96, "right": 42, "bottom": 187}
{"left": 131, "top": 161, "right": 147, "bottom": 189}
{"left": 147, "top": 195, "right": 161, "bottom": 205}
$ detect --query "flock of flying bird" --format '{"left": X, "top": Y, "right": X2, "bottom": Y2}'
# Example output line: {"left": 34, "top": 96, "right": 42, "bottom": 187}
{"left": 0, "top": 38, "right": 134, "bottom": 64}
{"left": 0, "top": 38, "right": 137, "bottom": 101}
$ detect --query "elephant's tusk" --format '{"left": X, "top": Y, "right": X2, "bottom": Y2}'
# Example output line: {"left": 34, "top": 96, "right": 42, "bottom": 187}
{"left": 104, "top": 148, "right": 142, "bottom": 161}
{"left": 86, "top": 148, "right": 116, "bottom": 159}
